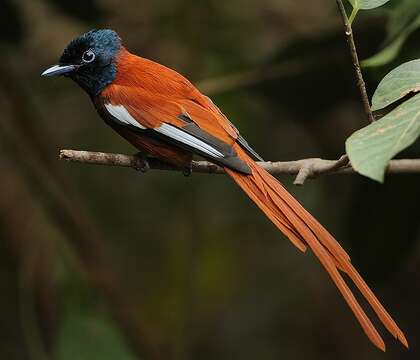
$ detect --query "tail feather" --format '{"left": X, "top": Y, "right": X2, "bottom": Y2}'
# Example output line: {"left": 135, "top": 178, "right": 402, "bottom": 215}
{"left": 345, "top": 263, "right": 408, "bottom": 347}
{"left": 225, "top": 145, "right": 407, "bottom": 350}
{"left": 261, "top": 169, "right": 351, "bottom": 263}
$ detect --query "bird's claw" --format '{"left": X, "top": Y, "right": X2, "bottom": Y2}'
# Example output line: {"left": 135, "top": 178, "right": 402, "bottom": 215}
{"left": 183, "top": 163, "right": 192, "bottom": 177}
{"left": 134, "top": 152, "right": 150, "bottom": 173}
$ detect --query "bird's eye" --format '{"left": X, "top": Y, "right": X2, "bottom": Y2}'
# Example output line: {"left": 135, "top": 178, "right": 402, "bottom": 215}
{"left": 82, "top": 49, "right": 96, "bottom": 63}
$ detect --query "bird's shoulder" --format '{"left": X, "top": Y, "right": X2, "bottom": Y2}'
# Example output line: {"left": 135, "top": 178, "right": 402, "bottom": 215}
{"left": 113, "top": 49, "right": 196, "bottom": 98}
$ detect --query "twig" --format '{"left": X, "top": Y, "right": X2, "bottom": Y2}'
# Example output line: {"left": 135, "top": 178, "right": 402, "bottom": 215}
{"left": 59, "top": 150, "right": 420, "bottom": 185}
{"left": 336, "top": 0, "right": 375, "bottom": 123}
{"left": 293, "top": 155, "right": 349, "bottom": 185}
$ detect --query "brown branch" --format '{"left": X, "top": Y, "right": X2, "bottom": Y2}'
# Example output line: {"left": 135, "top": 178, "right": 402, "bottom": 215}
{"left": 336, "top": 0, "right": 375, "bottom": 123}
{"left": 59, "top": 150, "right": 420, "bottom": 186}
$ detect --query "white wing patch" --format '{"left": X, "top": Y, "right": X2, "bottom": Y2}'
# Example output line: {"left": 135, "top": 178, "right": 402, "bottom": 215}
{"left": 104, "top": 104, "right": 146, "bottom": 130}
{"left": 104, "top": 106, "right": 224, "bottom": 159}
{"left": 156, "top": 123, "right": 224, "bottom": 158}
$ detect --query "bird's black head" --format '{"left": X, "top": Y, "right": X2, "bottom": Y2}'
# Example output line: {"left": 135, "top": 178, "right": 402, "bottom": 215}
{"left": 42, "top": 29, "right": 122, "bottom": 96}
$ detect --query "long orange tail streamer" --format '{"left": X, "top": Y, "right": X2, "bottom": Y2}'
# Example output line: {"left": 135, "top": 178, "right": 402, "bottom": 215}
{"left": 226, "top": 144, "right": 408, "bottom": 351}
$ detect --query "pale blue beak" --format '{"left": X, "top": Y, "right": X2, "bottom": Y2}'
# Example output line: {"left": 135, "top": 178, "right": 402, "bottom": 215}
{"left": 41, "top": 64, "right": 79, "bottom": 77}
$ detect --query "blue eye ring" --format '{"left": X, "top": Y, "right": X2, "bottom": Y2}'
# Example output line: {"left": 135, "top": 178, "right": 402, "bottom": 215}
{"left": 82, "top": 49, "right": 96, "bottom": 63}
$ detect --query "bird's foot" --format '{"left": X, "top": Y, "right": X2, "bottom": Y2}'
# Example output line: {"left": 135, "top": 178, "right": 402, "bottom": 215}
{"left": 183, "top": 163, "right": 192, "bottom": 177}
{"left": 133, "top": 152, "right": 150, "bottom": 173}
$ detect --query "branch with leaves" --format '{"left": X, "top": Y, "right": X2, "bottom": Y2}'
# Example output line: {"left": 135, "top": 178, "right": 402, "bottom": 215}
{"left": 342, "top": 0, "right": 420, "bottom": 182}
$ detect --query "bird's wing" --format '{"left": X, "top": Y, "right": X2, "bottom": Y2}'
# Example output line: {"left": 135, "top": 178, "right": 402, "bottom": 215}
{"left": 100, "top": 84, "right": 253, "bottom": 173}
{"left": 102, "top": 51, "right": 263, "bottom": 161}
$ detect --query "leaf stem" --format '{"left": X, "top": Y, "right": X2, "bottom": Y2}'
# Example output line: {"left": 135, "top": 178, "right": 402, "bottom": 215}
{"left": 349, "top": 7, "right": 359, "bottom": 24}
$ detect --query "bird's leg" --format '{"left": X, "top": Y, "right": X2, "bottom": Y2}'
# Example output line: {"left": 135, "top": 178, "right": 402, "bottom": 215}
{"left": 133, "top": 151, "right": 150, "bottom": 173}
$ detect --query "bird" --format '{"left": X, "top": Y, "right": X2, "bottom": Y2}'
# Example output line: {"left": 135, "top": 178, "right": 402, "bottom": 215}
{"left": 42, "top": 29, "right": 408, "bottom": 351}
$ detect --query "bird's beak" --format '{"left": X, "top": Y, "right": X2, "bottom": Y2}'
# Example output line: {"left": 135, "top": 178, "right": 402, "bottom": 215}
{"left": 41, "top": 64, "right": 79, "bottom": 77}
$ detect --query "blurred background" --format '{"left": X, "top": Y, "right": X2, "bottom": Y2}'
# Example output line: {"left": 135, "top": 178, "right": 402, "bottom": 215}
{"left": 1, "top": 0, "right": 419, "bottom": 359}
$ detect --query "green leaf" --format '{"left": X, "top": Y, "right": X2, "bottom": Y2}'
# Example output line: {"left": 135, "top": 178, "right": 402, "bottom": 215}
{"left": 347, "top": 0, "right": 391, "bottom": 10}
{"left": 346, "top": 93, "right": 420, "bottom": 182}
{"left": 362, "top": 13, "right": 420, "bottom": 68}
{"left": 372, "top": 59, "right": 420, "bottom": 110}
{"left": 358, "top": 0, "right": 391, "bottom": 9}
